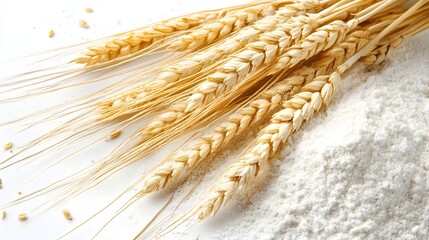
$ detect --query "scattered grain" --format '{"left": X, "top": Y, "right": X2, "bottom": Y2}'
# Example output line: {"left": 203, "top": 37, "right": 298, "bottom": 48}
{"left": 0, "top": 178, "right": 2, "bottom": 189}
{"left": 49, "top": 29, "right": 55, "bottom": 38}
{"left": 109, "top": 130, "right": 121, "bottom": 140}
{"left": 63, "top": 209, "right": 72, "bottom": 220}
{"left": 79, "top": 19, "right": 89, "bottom": 29}
{"left": 3, "top": 141, "right": 12, "bottom": 150}
{"left": 85, "top": 8, "right": 94, "bottom": 13}
{"left": 18, "top": 213, "right": 27, "bottom": 221}
{"left": 1, "top": 210, "right": 5, "bottom": 220}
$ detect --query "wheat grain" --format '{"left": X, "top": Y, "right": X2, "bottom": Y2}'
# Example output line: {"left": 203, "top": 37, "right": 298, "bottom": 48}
{"left": 109, "top": 130, "right": 122, "bottom": 140}
{"left": 49, "top": 29, "right": 55, "bottom": 38}
{"left": 63, "top": 209, "right": 73, "bottom": 220}
{"left": 18, "top": 213, "right": 28, "bottom": 221}
{"left": 1, "top": 210, "right": 5, "bottom": 220}
{"left": 79, "top": 19, "right": 89, "bottom": 29}
{"left": 3, "top": 141, "right": 12, "bottom": 150}
{"left": 169, "top": 1, "right": 291, "bottom": 51}
{"left": 85, "top": 8, "right": 94, "bottom": 13}
{"left": 99, "top": 0, "right": 326, "bottom": 114}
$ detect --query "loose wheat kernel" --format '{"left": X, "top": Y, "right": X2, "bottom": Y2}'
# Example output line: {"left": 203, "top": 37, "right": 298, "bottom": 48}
{"left": 49, "top": 29, "right": 55, "bottom": 38}
{"left": 63, "top": 209, "right": 72, "bottom": 220}
{"left": 79, "top": 19, "right": 89, "bottom": 29}
{"left": 109, "top": 130, "right": 121, "bottom": 140}
{"left": 18, "top": 213, "right": 28, "bottom": 221}
{"left": 1, "top": 210, "right": 6, "bottom": 220}
{"left": 3, "top": 141, "right": 12, "bottom": 150}
{"left": 85, "top": 8, "right": 94, "bottom": 13}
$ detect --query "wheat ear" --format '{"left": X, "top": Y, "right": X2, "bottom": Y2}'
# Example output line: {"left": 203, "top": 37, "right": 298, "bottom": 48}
{"left": 140, "top": 26, "right": 394, "bottom": 199}
{"left": 363, "top": 9, "right": 429, "bottom": 65}
{"left": 182, "top": 0, "right": 376, "bottom": 113}
{"left": 55, "top": 2, "right": 428, "bottom": 202}
{"left": 98, "top": 0, "right": 327, "bottom": 115}
{"left": 362, "top": 36, "right": 404, "bottom": 65}
{"left": 132, "top": 2, "right": 373, "bottom": 144}
{"left": 75, "top": 1, "right": 294, "bottom": 66}
{"left": 195, "top": 71, "right": 343, "bottom": 219}
{"left": 73, "top": 1, "right": 274, "bottom": 67}
{"left": 191, "top": 0, "right": 428, "bottom": 220}
{"left": 269, "top": 0, "right": 407, "bottom": 74}
{"left": 135, "top": 28, "right": 373, "bottom": 195}
{"left": 185, "top": 17, "right": 352, "bottom": 113}
{"left": 74, "top": 12, "right": 221, "bottom": 66}
{"left": 169, "top": 0, "right": 293, "bottom": 51}
{"left": 192, "top": 31, "right": 376, "bottom": 219}
{"left": 137, "top": 76, "right": 299, "bottom": 193}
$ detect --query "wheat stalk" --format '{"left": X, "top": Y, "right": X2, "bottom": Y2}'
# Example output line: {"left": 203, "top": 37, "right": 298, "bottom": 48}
{"left": 98, "top": 0, "right": 327, "bottom": 115}
{"left": 135, "top": 28, "right": 372, "bottom": 195}
{"left": 170, "top": 1, "right": 294, "bottom": 51}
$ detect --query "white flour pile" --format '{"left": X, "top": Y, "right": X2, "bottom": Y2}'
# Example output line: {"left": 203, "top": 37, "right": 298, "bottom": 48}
{"left": 170, "top": 32, "right": 429, "bottom": 239}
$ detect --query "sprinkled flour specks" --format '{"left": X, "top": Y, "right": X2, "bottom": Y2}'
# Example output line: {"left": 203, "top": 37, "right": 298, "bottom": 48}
{"left": 171, "top": 32, "right": 429, "bottom": 240}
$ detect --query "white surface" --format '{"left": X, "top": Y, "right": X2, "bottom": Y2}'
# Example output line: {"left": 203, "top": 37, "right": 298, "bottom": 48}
{"left": 0, "top": 1, "right": 428, "bottom": 240}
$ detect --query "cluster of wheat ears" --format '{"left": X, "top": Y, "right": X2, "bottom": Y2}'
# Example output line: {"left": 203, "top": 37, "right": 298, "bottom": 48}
{"left": 0, "top": 0, "right": 428, "bottom": 238}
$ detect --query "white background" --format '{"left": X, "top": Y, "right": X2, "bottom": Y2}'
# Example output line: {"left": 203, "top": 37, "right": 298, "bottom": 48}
{"left": 0, "top": 1, "right": 428, "bottom": 240}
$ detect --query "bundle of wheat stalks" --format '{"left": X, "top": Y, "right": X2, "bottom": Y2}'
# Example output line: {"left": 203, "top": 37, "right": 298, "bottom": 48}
{"left": 1, "top": 0, "right": 428, "bottom": 238}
